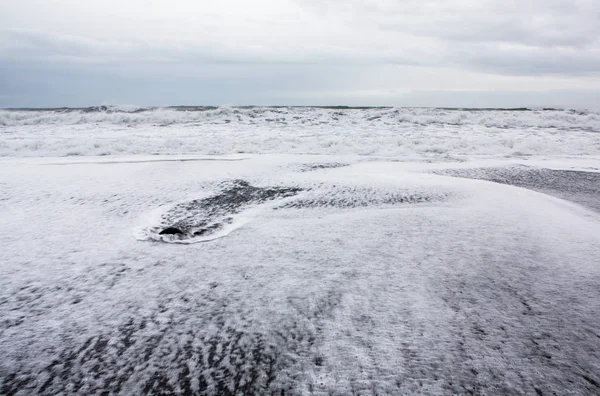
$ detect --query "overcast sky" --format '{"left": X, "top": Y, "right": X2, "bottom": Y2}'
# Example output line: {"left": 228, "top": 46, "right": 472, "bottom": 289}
{"left": 1, "top": 0, "right": 599, "bottom": 108}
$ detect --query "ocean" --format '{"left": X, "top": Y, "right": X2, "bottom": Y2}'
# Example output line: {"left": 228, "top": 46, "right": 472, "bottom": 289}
{"left": 1, "top": 106, "right": 600, "bottom": 394}
{"left": 1, "top": 106, "right": 599, "bottom": 158}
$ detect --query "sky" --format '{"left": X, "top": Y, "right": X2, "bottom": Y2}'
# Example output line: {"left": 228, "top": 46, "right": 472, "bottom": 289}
{"left": 1, "top": 0, "right": 599, "bottom": 108}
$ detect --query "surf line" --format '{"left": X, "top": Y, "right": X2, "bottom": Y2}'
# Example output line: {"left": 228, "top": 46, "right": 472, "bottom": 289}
{"left": 44, "top": 157, "right": 252, "bottom": 165}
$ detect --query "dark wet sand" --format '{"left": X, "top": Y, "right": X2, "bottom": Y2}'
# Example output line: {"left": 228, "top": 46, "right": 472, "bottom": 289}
{"left": 435, "top": 166, "right": 600, "bottom": 213}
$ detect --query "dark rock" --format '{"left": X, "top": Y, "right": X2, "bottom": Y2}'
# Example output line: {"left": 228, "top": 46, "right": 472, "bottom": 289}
{"left": 159, "top": 227, "right": 184, "bottom": 235}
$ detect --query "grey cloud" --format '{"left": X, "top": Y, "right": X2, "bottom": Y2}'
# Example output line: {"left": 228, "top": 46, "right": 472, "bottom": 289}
{"left": 380, "top": 1, "right": 599, "bottom": 48}
{"left": 1, "top": 0, "right": 599, "bottom": 107}
{"left": 5, "top": 27, "right": 600, "bottom": 78}
{"left": 456, "top": 47, "right": 600, "bottom": 76}
{"left": 301, "top": 0, "right": 600, "bottom": 48}
{"left": 297, "top": 0, "right": 600, "bottom": 75}
{"left": 390, "top": 14, "right": 598, "bottom": 49}
{"left": 0, "top": 30, "right": 209, "bottom": 65}
{"left": 0, "top": 29, "right": 435, "bottom": 68}
{"left": 433, "top": 41, "right": 600, "bottom": 76}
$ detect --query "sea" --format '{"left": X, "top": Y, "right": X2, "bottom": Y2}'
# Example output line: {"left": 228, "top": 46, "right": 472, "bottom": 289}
{"left": 1, "top": 105, "right": 600, "bottom": 394}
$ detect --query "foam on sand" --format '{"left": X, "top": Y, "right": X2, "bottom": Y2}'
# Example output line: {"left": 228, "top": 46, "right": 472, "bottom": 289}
{"left": 2, "top": 146, "right": 600, "bottom": 392}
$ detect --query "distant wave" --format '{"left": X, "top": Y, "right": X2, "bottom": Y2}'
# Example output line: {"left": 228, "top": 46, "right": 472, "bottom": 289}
{"left": 1, "top": 106, "right": 598, "bottom": 131}
{"left": 2, "top": 106, "right": 600, "bottom": 158}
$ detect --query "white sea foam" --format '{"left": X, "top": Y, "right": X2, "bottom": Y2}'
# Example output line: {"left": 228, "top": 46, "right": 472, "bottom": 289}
{"left": 1, "top": 106, "right": 600, "bottom": 159}
{"left": 2, "top": 155, "right": 600, "bottom": 394}
{"left": 1, "top": 106, "right": 599, "bottom": 129}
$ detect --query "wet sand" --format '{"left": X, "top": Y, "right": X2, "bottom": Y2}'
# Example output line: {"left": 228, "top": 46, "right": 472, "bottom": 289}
{"left": 435, "top": 166, "right": 600, "bottom": 213}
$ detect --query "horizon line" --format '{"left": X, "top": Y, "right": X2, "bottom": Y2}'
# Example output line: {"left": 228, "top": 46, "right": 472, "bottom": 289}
{"left": 0, "top": 105, "right": 568, "bottom": 112}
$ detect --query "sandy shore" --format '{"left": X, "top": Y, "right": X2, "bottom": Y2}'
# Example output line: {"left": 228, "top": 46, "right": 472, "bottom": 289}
{"left": 1, "top": 157, "right": 599, "bottom": 395}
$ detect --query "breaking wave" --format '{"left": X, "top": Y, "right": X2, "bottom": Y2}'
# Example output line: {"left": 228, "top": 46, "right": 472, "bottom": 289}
{"left": 2, "top": 106, "right": 600, "bottom": 158}
{"left": 1, "top": 106, "right": 599, "bottom": 131}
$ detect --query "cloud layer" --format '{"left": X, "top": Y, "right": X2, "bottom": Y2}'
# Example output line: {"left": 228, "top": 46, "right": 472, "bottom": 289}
{"left": 1, "top": 0, "right": 599, "bottom": 107}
